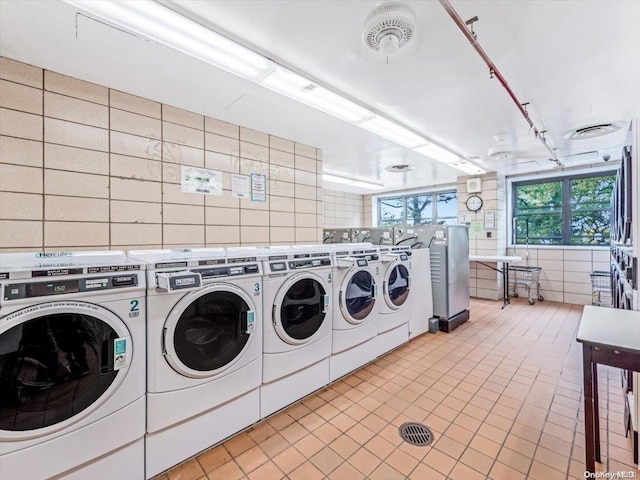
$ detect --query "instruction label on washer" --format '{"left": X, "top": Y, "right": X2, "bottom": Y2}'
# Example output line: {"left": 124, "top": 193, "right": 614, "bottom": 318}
{"left": 113, "top": 337, "right": 129, "bottom": 371}
{"left": 246, "top": 311, "right": 255, "bottom": 334}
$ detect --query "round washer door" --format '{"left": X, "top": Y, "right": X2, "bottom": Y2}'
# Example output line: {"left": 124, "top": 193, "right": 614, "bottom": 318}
{"left": 383, "top": 261, "right": 411, "bottom": 310}
{"left": 164, "top": 283, "right": 256, "bottom": 379}
{"left": 0, "top": 302, "right": 131, "bottom": 441}
{"left": 339, "top": 267, "right": 377, "bottom": 324}
{"left": 272, "top": 273, "right": 329, "bottom": 345}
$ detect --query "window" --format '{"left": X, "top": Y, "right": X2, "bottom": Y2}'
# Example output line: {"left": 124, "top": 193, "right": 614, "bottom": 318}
{"left": 377, "top": 191, "right": 457, "bottom": 227}
{"left": 512, "top": 172, "right": 615, "bottom": 245}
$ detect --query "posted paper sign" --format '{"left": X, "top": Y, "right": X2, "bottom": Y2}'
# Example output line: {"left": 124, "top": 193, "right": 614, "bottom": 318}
{"left": 232, "top": 174, "right": 250, "bottom": 199}
{"left": 484, "top": 211, "right": 495, "bottom": 229}
{"left": 181, "top": 166, "right": 222, "bottom": 196}
{"left": 251, "top": 174, "right": 267, "bottom": 202}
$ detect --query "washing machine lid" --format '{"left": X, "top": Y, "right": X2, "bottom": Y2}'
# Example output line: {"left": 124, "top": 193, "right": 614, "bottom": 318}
{"left": 383, "top": 261, "right": 411, "bottom": 309}
{"left": 127, "top": 248, "right": 226, "bottom": 268}
{"left": 164, "top": 284, "right": 255, "bottom": 378}
{"left": 0, "top": 301, "right": 131, "bottom": 440}
{"left": 272, "top": 273, "right": 329, "bottom": 345}
{"left": 339, "top": 267, "right": 377, "bottom": 324}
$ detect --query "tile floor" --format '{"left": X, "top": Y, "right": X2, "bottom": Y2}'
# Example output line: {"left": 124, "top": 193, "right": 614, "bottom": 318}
{"left": 154, "top": 298, "right": 640, "bottom": 480}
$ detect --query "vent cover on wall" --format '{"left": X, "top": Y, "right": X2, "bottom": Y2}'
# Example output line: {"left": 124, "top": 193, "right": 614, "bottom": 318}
{"left": 466, "top": 178, "right": 482, "bottom": 193}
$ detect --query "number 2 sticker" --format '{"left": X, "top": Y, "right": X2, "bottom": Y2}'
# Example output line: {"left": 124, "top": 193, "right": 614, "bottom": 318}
{"left": 130, "top": 299, "right": 139, "bottom": 312}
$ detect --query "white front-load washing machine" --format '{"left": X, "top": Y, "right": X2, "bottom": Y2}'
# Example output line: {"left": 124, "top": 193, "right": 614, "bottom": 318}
{"left": 0, "top": 251, "right": 145, "bottom": 480}
{"left": 127, "top": 248, "right": 263, "bottom": 478}
{"left": 260, "top": 244, "right": 333, "bottom": 417}
{"left": 326, "top": 243, "right": 381, "bottom": 381}
{"left": 374, "top": 245, "right": 412, "bottom": 357}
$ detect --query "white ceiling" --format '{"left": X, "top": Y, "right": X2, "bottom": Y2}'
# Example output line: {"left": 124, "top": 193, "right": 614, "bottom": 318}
{"left": 1, "top": 0, "right": 638, "bottom": 193}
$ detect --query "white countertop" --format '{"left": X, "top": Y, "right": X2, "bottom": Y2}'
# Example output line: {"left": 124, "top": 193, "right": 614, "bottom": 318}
{"left": 469, "top": 255, "right": 522, "bottom": 263}
{"left": 577, "top": 305, "right": 640, "bottom": 354}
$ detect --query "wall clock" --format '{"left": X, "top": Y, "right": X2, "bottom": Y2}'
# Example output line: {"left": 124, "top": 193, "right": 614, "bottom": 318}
{"left": 465, "top": 195, "right": 483, "bottom": 212}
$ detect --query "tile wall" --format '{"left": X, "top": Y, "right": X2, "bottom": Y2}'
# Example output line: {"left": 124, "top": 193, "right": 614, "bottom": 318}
{"left": 458, "top": 172, "right": 507, "bottom": 301}
{"left": 323, "top": 190, "right": 364, "bottom": 228}
{"left": 0, "top": 56, "right": 323, "bottom": 252}
{"left": 505, "top": 247, "right": 611, "bottom": 305}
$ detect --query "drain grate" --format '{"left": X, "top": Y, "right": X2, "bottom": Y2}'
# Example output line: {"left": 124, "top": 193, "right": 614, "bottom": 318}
{"left": 398, "top": 422, "right": 434, "bottom": 446}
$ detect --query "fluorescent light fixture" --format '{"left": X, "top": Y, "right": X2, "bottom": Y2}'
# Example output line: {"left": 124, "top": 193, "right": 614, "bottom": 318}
{"left": 413, "top": 143, "right": 461, "bottom": 164}
{"left": 260, "top": 66, "right": 374, "bottom": 123}
{"left": 449, "top": 160, "right": 487, "bottom": 175}
{"left": 63, "top": 0, "right": 275, "bottom": 81}
{"left": 65, "top": 0, "right": 481, "bottom": 176}
{"left": 323, "top": 173, "right": 385, "bottom": 190}
{"left": 359, "top": 116, "right": 428, "bottom": 148}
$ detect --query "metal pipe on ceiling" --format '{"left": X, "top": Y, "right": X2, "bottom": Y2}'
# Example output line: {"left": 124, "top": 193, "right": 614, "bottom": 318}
{"left": 438, "top": 0, "right": 561, "bottom": 166}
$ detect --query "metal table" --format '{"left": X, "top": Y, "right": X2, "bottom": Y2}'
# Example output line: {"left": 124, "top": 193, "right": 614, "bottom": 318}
{"left": 576, "top": 306, "right": 640, "bottom": 474}
{"left": 469, "top": 255, "right": 522, "bottom": 308}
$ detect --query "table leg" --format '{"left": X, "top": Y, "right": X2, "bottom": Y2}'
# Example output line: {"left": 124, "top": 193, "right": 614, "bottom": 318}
{"left": 583, "top": 344, "right": 596, "bottom": 474}
{"left": 505, "top": 262, "right": 510, "bottom": 304}
{"left": 593, "top": 362, "right": 601, "bottom": 462}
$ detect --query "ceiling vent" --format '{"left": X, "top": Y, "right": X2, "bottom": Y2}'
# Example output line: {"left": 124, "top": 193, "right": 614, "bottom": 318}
{"left": 363, "top": 2, "right": 416, "bottom": 56}
{"left": 564, "top": 121, "right": 625, "bottom": 140}
{"left": 385, "top": 164, "right": 414, "bottom": 173}
{"left": 488, "top": 146, "right": 515, "bottom": 161}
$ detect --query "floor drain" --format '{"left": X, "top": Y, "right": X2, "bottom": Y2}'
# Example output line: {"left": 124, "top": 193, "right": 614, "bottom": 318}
{"left": 398, "top": 422, "right": 434, "bottom": 446}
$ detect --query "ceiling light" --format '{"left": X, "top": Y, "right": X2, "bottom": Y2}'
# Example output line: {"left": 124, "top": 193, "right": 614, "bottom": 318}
{"left": 413, "top": 143, "right": 461, "bottom": 164}
{"left": 360, "top": 116, "right": 427, "bottom": 148}
{"left": 65, "top": 0, "right": 478, "bottom": 178}
{"left": 63, "top": 0, "right": 275, "bottom": 82}
{"left": 259, "top": 66, "right": 375, "bottom": 123}
{"left": 323, "top": 173, "right": 385, "bottom": 190}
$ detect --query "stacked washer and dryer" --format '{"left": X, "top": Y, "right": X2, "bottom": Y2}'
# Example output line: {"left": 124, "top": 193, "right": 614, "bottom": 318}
{"left": 259, "top": 244, "right": 333, "bottom": 417}
{"left": 0, "top": 251, "right": 146, "bottom": 480}
{"left": 127, "top": 248, "right": 263, "bottom": 478}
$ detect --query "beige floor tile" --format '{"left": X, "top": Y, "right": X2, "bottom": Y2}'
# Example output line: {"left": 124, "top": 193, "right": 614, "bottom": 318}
{"left": 328, "top": 434, "right": 360, "bottom": 459}
{"left": 449, "top": 461, "right": 487, "bottom": 480}
{"left": 272, "top": 446, "right": 305, "bottom": 474}
{"left": 197, "top": 446, "right": 231, "bottom": 474}
{"left": 423, "top": 449, "right": 457, "bottom": 476}
{"left": 287, "top": 461, "right": 324, "bottom": 480}
{"left": 246, "top": 461, "right": 284, "bottom": 480}
{"left": 257, "top": 433, "right": 289, "bottom": 459}
{"left": 235, "top": 445, "right": 268, "bottom": 474}
{"left": 166, "top": 460, "right": 204, "bottom": 480}
{"left": 309, "top": 446, "right": 342, "bottom": 474}
{"left": 205, "top": 460, "right": 244, "bottom": 480}
{"left": 348, "top": 447, "right": 381, "bottom": 476}
{"left": 460, "top": 447, "right": 494, "bottom": 475}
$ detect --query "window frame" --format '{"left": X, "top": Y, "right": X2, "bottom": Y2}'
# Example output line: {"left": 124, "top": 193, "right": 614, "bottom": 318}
{"left": 377, "top": 189, "right": 458, "bottom": 227}
{"left": 510, "top": 170, "right": 616, "bottom": 246}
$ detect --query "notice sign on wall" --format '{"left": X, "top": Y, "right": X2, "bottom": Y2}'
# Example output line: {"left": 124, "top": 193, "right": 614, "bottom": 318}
{"left": 251, "top": 174, "right": 267, "bottom": 202}
{"left": 232, "top": 174, "right": 250, "bottom": 199}
{"left": 181, "top": 166, "right": 222, "bottom": 196}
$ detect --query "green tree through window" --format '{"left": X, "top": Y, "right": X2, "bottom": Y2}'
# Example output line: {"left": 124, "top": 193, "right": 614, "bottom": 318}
{"left": 512, "top": 172, "right": 614, "bottom": 245}
{"left": 378, "top": 191, "right": 457, "bottom": 226}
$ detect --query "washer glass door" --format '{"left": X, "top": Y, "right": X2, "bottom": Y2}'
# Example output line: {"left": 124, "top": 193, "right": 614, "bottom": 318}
{"left": 0, "top": 303, "right": 130, "bottom": 438}
{"left": 165, "top": 286, "right": 255, "bottom": 377}
{"left": 340, "top": 269, "right": 376, "bottom": 323}
{"left": 274, "top": 274, "right": 328, "bottom": 344}
{"left": 385, "top": 262, "right": 410, "bottom": 309}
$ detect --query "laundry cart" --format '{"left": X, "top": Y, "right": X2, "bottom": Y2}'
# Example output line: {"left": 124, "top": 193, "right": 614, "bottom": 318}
{"left": 510, "top": 265, "right": 543, "bottom": 305}
{"left": 590, "top": 270, "right": 612, "bottom": 306}
{"left": 511, "top": 217, "right": 544, "bottom": 305}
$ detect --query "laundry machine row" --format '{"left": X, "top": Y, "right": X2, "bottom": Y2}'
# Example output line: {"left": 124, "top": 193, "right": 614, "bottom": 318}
{"left": 0, "top": 243, "right": 416, "bottom": 479}
{"left": 0, "top": 250, "right": 146, "bottom": 480}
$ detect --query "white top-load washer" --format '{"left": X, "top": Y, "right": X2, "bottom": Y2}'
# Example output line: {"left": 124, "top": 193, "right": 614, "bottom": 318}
{"left": 259, "top": 244, "right": 333, "bottom": 417}
{"left": 127, "top": 248, "right": 263, "bottom": 478}
{"left": 0, "top": 251, "right": 145, "bottom": 480}
{"left": 325, "top": 243, "right": 381, "bottom": 381}
{"left": 374, "top": 245, "right": 412, "bottom": 356}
